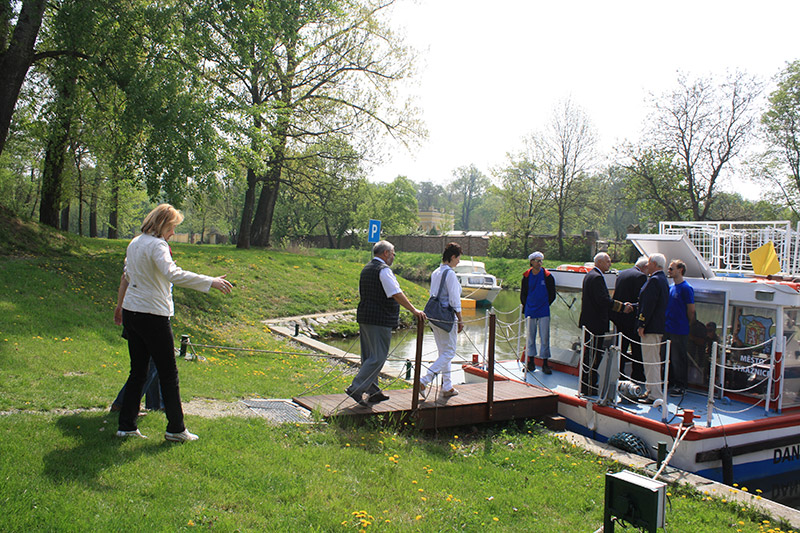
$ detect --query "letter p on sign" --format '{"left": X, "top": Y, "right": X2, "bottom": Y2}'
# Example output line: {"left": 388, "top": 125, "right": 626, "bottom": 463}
{"left": 368, "top": 219, "right": 381, "bottom": 243}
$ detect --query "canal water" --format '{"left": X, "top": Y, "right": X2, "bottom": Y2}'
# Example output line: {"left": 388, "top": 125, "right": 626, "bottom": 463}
{"left": 326, "top": 286, "right": 527, "bottom": 377}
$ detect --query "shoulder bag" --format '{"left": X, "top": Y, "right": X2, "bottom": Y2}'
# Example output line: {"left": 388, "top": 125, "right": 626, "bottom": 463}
{"left": 424, "top": 268, "right": 456, "bottom": 332}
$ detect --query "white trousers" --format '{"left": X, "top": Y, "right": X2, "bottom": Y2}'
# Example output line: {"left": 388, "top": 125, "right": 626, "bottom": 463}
{"left": 423, "top": 324, "right": 458, "bottom": 391}
{"left": 641, "top": 333, "right": 665, "bottom": 401}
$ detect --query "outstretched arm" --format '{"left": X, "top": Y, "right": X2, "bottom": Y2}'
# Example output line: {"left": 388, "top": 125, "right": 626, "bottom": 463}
{"left": 392, "top": 291, "right": 426, "bottom": 321}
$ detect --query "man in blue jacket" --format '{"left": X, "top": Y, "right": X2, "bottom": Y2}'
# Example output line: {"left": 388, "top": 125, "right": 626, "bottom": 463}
{"left": 520, "top": 251, "right": 556, "bottom": 373}
{"left": 637, "top": 253, "right": 670, "bottom": 403}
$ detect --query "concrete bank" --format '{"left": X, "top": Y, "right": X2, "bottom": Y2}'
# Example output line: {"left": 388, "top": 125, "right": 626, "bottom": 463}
{"left": 264, "top": 310, "right": 401, "bottom": 382}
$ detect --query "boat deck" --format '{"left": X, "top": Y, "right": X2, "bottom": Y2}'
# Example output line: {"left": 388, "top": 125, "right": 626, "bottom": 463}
{"left": 484, "top": 359, "right": 778, "bottom": 428}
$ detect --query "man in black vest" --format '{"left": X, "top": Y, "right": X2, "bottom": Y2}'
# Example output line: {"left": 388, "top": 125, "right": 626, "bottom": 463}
{"left": 347, "top": 240, "right": 426, "bottom": 407}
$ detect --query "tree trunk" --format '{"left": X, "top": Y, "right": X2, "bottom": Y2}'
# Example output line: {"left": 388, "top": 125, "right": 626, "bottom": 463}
{"left": 108, "top": 177, "right": 119, "bottom": 239}
{"left": 0, "top": 0, "right": 47, "bottom": 157}
{"left": 236, "top": 167, "right": 258, "bottom": 249}
{"left": 89, "top": 181, "right": 98, "bottom": 238}
{"left": 250, "top": 173, "right": 279, "bottom": 247}
{"left": 60, "top": 204, "right": 70, "bottom": 231}
{"left": 39, "top": 74, "right": 77, "bottom": 228}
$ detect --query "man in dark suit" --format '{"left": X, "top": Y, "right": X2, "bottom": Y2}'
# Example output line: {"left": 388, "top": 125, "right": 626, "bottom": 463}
{"left": 579, "top": 252, "right": 632, "bottom": 395}
{"left": 611, "top": 256, "right": 649, "bottom": 383}
{"left": 637, "top": 253, "right": 670, "bottom": 403}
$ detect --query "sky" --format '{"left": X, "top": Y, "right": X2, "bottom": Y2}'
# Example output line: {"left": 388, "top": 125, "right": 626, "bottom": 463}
{"left": 371, "top": 0, "right": 800, "bottom": 197}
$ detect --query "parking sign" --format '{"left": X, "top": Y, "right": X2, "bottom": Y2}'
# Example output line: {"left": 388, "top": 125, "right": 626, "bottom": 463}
{"left": 368, "top": 219, "right": 381, "bottom": 243}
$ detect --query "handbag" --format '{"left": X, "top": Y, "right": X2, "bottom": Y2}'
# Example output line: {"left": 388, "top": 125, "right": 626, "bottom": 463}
{"left": 424, "top": 268, "right": 456, "bottom": 332}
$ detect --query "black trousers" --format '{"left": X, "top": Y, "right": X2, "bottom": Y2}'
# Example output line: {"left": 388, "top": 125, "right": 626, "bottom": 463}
{"left": 118, "top": 309, "right": 185, "bottom": 433}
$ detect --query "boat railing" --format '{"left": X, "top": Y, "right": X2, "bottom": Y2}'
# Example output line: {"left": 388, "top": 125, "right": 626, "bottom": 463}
{"left": 660, "top": 220, "right": 800, "bottom": 276}
{"left": 614, "top": 331, "right": 672, "bottom": 422}
{"left": 705, "top": 337, "right": 777, "bottom": 427}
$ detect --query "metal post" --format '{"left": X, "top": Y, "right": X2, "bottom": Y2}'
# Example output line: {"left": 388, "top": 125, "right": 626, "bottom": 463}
{"left": 517, "top": 305, "right": 523, "bottom": 368}
{"left": 661, "top": 338, "right": 671, "bottom": 422}
{"left": 411, "top": 317, "right": 425, "bottom": 412}
{"left": 405, "top": 360, "right": 412, "bottom": 380}
{"left": 707, "top": 341, "right": 718, "bottom": 428}
{"left": 578, "top": 327, "right": 587, "bottom": 394}
{"left": 180, "top": 335, "right": 190, "bottom": 359}
{"left": 483, "top": 312, "right": 490, "bottom": 366}
{"left": 487, "top": 310, "right": 496, "bottom": 420}
{"left": 656, "top": 441, "right": 668, "bottom": 470}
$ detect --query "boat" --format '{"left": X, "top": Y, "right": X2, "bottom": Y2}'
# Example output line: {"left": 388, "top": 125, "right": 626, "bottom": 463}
{"left": 462, "top": 221, "right": 800, "bottom": 489}
{"left": 453, "top": 260, "right": 502, "bottom": 305}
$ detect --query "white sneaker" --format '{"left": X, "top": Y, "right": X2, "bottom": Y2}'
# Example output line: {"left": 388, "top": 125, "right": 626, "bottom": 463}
{"left": 116, "top": 429, "right": 147, "bottom": 439}
{"left": 165, "top": 429, "right": 199, "bottom": 442}
{"left": 442, "top": 388, "right": 459, "bottom": 398}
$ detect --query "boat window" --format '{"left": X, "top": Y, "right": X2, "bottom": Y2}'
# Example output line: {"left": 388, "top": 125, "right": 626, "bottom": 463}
{"left": 722, "top": 304, "right": 776, "bottom": 399}
{"left": 548, "top": 287, "right": 583, "bottom": 368}
{"left": 468, "top": 276, "right": 487, "bottom": 285}
{"left": 782, "top": 308, "right": 800, "bottom": 408}
{"left": 687, "top": 289, "right": 725, "bottom": 390}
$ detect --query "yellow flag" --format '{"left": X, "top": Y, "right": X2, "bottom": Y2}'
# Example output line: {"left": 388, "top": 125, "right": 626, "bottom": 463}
{"left": 749, "top": 241, "right": 781, "bottom": 276}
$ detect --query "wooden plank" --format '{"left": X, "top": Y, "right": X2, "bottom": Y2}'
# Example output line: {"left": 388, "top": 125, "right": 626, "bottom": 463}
{"left": 292, "top": 382, "right": 558, "bottom": 430}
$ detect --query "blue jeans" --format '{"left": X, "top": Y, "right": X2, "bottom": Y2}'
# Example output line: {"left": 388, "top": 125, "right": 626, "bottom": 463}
{"left": 112, "top": 358, "right": 162, "bottom": 410}
{"left": 526, "top": 316, "right": 551, "bottom": 366}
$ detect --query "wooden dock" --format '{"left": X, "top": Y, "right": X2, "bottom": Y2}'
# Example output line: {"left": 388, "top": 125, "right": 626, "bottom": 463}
{"left": 293, "top": 381, "right": 559, "bottom": 430}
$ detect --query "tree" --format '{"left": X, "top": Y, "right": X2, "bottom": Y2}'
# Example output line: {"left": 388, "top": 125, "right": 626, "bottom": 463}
{"left": 415, "top": 180, "right": 448, "bottom": 211}
{"left": 449, "top": 164, "right": 489, "bottom": 231}
{"left": 357, "top": 176, "right": 418, "bottom": 236}
{"left": 0, "top": 0, "right": 47, "bottom": 157}
{"left": 761, "top": 60, "right": 800, "bottom": 216}
{"left": 184, "top": 0, "right": 420, "bottom": 249}
{"left": 533, "top": 99, "right": 597, "bottom": 257}
{"left": 626, "top": 71, "right": 761, "bottom": 222}
{"left": 494, "top": 147, "right": 551, "bottom": 256}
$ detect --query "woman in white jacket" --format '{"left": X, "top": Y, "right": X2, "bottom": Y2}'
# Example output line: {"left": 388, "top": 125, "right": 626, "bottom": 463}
{"left": 419, "top": 242, "right": 463, "bottom": 398}
{"left": 115, "top": 204, "right": 232, "bottom": 442}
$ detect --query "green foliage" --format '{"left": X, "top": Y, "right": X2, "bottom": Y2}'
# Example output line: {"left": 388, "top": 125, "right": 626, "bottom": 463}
{"left": 357, "top": 176, "right": 420, "bottom": 236}
{"left": 762, "top": 59, "right": 800, "bottom": 217}
{"left": 450, "top": 164, "right": 490, "bottom": 230}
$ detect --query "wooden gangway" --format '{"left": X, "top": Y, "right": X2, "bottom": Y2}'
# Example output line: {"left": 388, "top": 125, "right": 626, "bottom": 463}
{"left": 293, "top": 381, "right": 558, "bottom": 430}
{"left": 293, "top": 313, "right": 561, "bottom": 430}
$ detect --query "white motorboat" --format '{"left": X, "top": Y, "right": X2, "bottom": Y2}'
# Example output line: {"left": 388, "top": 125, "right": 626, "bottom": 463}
{"left": 453, "top": 260, "right": 502, "bottom": 305}
{"left": 463, "top": 221, "right": 800, "bottom": 497}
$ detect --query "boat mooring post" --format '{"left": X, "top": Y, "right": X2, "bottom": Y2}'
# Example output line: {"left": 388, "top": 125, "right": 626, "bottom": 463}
{"left": 411, "top": 316, "right": 425, "bottom": 411}
{"left": 487, "top": 310, "right": 496, "bottom": 419}
{"left": 180, "top": 335, "right": 191, "bottom": 360}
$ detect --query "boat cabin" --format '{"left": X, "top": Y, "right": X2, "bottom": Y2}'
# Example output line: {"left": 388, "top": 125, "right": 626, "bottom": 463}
{"left": 550, "top": 227, "right": 800, "bottom": 414}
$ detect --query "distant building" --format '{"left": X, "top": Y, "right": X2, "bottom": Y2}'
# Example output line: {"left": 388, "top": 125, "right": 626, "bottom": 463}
{"left": 418, "top": 209, "right": 454, "bottom": 234}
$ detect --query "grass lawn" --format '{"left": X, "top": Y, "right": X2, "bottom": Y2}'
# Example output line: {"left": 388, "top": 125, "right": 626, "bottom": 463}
{"left": 0, "top": 212, "right": 789, "bottom": 532}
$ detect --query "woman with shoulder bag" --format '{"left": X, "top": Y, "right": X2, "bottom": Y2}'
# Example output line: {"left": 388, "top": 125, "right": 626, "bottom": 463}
{"left": 419, "top": 242, "right": 463, "bottom": 399}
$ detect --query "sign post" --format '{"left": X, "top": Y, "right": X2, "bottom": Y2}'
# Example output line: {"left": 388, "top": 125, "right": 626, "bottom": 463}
{"left": 368, "top": 219, "right": 381, "bottom": 243}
